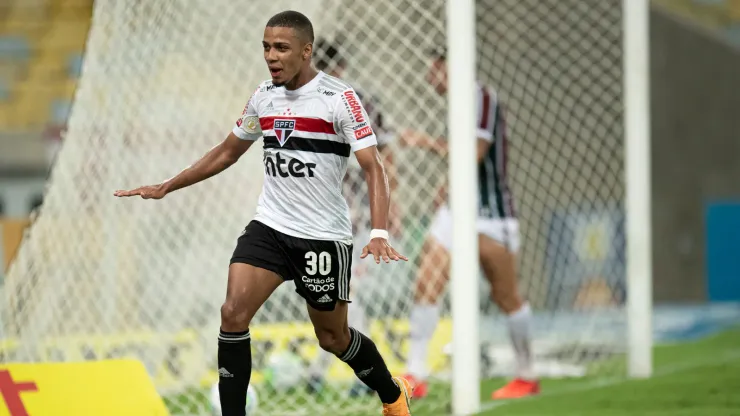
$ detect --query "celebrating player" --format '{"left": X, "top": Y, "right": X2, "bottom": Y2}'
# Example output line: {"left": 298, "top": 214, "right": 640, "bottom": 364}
{"left": 305, "top": 37, "right": 401, "bottom": 397}
{"left": 400, "top": 50, "right": 539, "bottom": 400}
{"left": 115, "top": 11, "right": 413, "bottom": 416}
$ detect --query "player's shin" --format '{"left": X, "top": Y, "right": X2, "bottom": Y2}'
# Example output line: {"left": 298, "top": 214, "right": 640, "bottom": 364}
{"left": 406, "top": 303, "right": 440, "bottom": 379}
{"left": 506, "top": 303, "right": 534, "bottom": 380}
{"left": 339, "top": 327, "right": 402, "bottom": 404}
{"left": 218, "top": 329, "right": 252, "bottom": 416}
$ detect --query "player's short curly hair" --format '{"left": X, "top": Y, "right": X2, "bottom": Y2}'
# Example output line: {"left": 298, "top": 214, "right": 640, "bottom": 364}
{"left": 266, "top": 10, "right": 314, "bottom": 43}
{"left": 314, "top": 38, "right": 347, "bottom": 72}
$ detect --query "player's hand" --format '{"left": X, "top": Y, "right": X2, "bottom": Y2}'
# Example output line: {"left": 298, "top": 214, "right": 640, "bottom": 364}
{"left": 113, "top": 184, "right": 168, "bottom": 199}
{"left": 360, "top": 238, "right": 408, "bottom": 264}
{"left": 399, "top": 129, "right": 428, "bottom": 147}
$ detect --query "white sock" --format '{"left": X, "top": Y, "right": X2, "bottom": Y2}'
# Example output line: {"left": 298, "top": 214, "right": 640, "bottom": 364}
{"left": 348, "top": 296, "right": 368, "bottom": 334}
{"left": 308, "top": 348, "right": 335, "bottom": 379}
{"left": 506, "top": 302, "right": 535, "bottom": 380}
{"left": 406, "top": 303, "right": 440, "bottom": 380}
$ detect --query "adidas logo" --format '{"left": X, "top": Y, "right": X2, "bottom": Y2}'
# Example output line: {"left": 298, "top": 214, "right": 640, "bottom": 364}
{"left": 266, "top": 101, "right": 274, "bottom": 111}
{"left": 218, "top": 367, "right": 234, "bottom": 378}
{"left": 356, "top": 367, "right": 374, "bottom": 378}
{"left": 316, "top": 294, "right": 332, "bottom": 303}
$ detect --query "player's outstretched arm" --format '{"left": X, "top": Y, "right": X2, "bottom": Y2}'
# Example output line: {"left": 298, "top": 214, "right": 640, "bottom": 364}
{"left": 399, "top": 129, "right": 448, "bottom": 156}
{"left": 355, "top": 146, "right": 408, "bottom": 264}
{"left": 114, "top": 132, "right": 254, "bottom": 199}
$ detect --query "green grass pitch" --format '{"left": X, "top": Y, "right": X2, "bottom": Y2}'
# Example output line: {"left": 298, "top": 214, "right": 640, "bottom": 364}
{"left": 165, "top": 327, "right": 740, "bottom": 415}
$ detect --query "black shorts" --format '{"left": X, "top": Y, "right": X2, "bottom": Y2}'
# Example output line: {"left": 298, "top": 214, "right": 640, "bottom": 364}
{"left": 230, "top": 220, "right": 352, "bottom": 311}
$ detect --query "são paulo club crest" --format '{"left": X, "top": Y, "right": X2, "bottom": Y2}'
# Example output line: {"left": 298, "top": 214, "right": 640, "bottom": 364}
{"left": 273, "top": 119, "right": 295, "bottom": 146}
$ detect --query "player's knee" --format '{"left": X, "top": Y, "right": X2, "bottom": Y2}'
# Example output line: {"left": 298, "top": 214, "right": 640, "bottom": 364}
{"left": 220, "top": 300, "right": 251, "bottom": 331}
{"left": 491, "top": 289, "right": 523, "bottom": 314}
{"left": 414, "top": 272, "right": 443, "bottom": 303}
{"left": 315, "top": 327, "right": 350, "bottom": 355}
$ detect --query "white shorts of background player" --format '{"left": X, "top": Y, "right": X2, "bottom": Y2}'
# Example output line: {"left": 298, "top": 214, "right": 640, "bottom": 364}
{"left": 429, "top": 204, "right": 520, "bottom": 252}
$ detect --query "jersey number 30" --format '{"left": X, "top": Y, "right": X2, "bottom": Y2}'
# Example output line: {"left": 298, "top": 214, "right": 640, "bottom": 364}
{"left": 305, "top": 251, "right": 331, "bottom": 276}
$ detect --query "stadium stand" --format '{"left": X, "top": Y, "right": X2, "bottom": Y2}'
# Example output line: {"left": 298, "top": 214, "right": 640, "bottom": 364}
{"left": 0, "top": 0, "right": 92, "bottom": 131}
{"left": 654, "top": 0, "right": 740, "bottom": 46}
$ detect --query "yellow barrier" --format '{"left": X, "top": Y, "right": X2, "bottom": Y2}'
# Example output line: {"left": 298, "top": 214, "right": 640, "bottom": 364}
{"left": 0, "top": 318, "right": 453, "bottom": 392}
{"left": 0, "top": 219, "right": 30, "bottom": 272}
{"left": 0, "top": 360, "right": 169, "bottom": 416}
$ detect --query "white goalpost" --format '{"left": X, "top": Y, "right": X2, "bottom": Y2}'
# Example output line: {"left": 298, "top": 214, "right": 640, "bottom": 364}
{"left": 446, "top": 0, "right": 481, "bottom": 414}
{"left": 448, "top": 0, "right": 653, "bottom": 412}
{"left": 2, "top": 0, "right": 652, "bottom": 415}
{"left": 623, "top": 0, "right": 653, "bottom": 379}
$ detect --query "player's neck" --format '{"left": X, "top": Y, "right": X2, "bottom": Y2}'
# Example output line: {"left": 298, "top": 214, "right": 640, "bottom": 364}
{"left": 284, "top": 68, "right": 320, "bottom": 91}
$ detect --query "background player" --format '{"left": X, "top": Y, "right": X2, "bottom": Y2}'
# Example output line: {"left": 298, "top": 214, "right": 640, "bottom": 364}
{"left": 114, "top": 11, "right": 413, "bottom": 416}
{"left": 399, "top": 50, "right": 539, "bottom": 400}
{"left": 305, "top": 37, "right": 401, "bottom": 397}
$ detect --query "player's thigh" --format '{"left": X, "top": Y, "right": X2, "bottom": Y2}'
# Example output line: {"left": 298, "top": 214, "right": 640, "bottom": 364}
{"left": 415, "top": 236, "right": 451, "bottom": 302}
{"left": 478, "top": 233, "right": 518, "bottom": 285}
{"left": 223, "top": 220, "right": 288, "bottom": 329}
{"left": 221, "top": 262, "right": 283, "bottom": 328}
{"left": 477, "top": 219, "right": 522, "bottom": 311}
{"left": 306, "top": 301, "right": 350, "bottom": 354}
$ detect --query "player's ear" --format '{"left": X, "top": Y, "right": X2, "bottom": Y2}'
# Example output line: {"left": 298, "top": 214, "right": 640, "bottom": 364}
{"left": 303, "top": 42, "right": 313, "bottom": 61}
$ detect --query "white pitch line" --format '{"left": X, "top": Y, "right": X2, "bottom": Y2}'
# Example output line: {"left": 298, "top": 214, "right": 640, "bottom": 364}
{"left": 478, "top": 348, "right": 740, "bottom": 413}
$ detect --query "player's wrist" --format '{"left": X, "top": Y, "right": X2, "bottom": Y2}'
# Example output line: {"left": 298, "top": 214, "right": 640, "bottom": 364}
{"left": 159, "top": 181, "right": 175, "bottom": 195}
{"left": 370, "top": 229, "right": 389, "bottom": 241}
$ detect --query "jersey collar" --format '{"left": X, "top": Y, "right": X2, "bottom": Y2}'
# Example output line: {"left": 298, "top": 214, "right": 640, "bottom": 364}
{"left": 283, "top": 71, "right": 325, "bottom": 96}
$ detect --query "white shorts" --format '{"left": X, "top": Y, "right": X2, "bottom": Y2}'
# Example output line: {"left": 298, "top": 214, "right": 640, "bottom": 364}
{"left": 429, "top": 205, "right": 520, "bottom": 252}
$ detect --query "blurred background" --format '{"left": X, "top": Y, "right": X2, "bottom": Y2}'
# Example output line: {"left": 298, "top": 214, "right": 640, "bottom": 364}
{"left": 1, "top": 0, "right": 91, "bottom": 276}
{"left": 3, "top": 0, "right": 739, "bottom": 302}
{"left": 0, "top": 1, "right": 738, "bottom": 415}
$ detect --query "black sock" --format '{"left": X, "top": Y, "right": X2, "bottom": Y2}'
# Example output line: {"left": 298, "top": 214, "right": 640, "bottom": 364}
{"left": 339, "top": 327, "right": 401, "bottom": 404}
{"left": 218, "top": 329, "right": 251, "bottom": 416}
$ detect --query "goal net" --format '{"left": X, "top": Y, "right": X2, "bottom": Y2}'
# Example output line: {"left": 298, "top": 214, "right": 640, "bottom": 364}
{"left": 1, "top": 0, "right": 625, "bottom": 415}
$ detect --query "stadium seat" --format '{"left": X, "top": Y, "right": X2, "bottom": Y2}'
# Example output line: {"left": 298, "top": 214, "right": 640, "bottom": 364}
{"left": 67, "top": 52, "right": 83, "bottom": 78}
{"left": 0, "top": 36, "right": 31, "bottom": 62}
{"left": 724, "top": 23, "right": 740, "bottom": 45}
{"left": 49, "top": 98, "right": 72, "bottom": 125}
{"left": 729, "top": 0, "right": 740, "bottom": 20}
{"left": 40, "top": 20, "right": 90, "bottom": 51}
{"left": 0, "top": 78, "right": 8, "bottom": 101}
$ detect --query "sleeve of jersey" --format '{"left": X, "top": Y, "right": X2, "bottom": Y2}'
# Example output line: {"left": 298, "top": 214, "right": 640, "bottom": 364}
{"left": 476, "top": 86, "right": 497, "bottom": 142}
{"left": 365, "top": 94, "right": 395, "bottom": 147}
{"left": 232, "top": 92, "right": 262, "bottom": 141}
{"left": 335, "top": 89, "right": 378, "bottom": 152}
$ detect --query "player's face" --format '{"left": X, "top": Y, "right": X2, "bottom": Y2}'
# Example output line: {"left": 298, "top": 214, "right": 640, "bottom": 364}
{"left": 263, "top": 27, "right": 311, "bottom": 86}
{"left": 425, "top": 58, "right": 448, "bottom": 95}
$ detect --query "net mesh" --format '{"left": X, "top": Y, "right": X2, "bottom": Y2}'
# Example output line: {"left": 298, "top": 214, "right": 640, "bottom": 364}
{"left": 1, "top": 0, "right": 624, "bottom": 415}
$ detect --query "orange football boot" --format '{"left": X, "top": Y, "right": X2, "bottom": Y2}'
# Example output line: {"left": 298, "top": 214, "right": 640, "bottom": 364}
{"left": 491, "top": 378, "right": 540, "bottom": 400}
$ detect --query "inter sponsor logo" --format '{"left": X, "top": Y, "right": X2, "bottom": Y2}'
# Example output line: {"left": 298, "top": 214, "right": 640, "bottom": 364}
{"left": 263, "top": 152, "right": 316, "bottom": 178}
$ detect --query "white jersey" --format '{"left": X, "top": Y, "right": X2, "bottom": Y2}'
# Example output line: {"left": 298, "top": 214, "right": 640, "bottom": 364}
{"left": 233, "top": 71, "right": 377, "bottom": 241}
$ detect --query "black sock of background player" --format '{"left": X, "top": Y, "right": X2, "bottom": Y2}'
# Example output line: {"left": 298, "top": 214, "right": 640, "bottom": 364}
{"left": 339, "top": 327, "right": 402, "bottom": 404}
{"left": 218, "top": 329, "right": 251, "bottom": 416}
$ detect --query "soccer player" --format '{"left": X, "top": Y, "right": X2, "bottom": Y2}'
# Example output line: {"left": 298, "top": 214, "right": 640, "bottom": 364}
{"left": 114, "top": 11, "right": 414, "bottom": 416}
{"left": 305, "top": 37, "right": 400, "bottom": 397}
{"left": 399, "top": 50, "right": 539, "bottom": 400}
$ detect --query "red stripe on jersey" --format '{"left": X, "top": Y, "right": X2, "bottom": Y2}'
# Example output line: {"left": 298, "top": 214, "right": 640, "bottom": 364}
{"left": 479, "top": 86, "right": 491, "bottom": 130}
{"left": 260, "top": 116, "right": 336, "bottom": 135}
